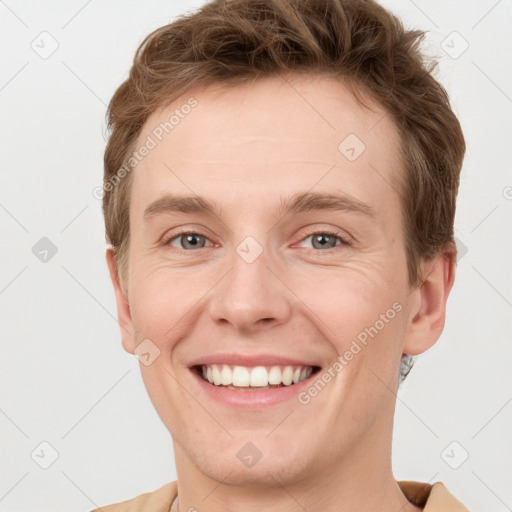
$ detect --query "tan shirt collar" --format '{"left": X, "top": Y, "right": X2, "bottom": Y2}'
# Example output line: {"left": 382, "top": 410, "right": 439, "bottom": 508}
{"left": 93, "top": 479, "right": 469, "bottom": 511}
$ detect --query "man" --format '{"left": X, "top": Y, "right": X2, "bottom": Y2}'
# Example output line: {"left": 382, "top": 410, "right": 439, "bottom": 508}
{"left": 95, "top": 0, "right": 468, "bottom": 509}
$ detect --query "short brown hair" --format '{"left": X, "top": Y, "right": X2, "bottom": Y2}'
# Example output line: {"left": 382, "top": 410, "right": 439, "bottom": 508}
{"left": 103, "top": 0, "right": 465, "bottom": 296}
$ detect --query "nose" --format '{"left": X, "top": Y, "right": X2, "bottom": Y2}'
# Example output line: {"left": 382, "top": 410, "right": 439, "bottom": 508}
{"left": 207, "top": 245, "right": 292, "bottom": 335}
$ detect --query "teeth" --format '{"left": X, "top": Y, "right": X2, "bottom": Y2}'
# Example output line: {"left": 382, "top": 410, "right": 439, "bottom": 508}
{"left": 232, "top": 365, "right": 250, "bottom": 387}
{"left": 250, "top": 366, "right": 268, "bottom": 387}
{"left": 268, "top": 366, "right": 282, "bottom": 385}
{"left": 200, "top": 364, "right": 314, "bottom": 388}
{"left": 221, "top": 364, "right": 231, "bottom": 385}
{"left": 282, "top": 366, "right": 293, "bottom": 385}
{"left": 212, "top": 365, "right": 222, "bottom": 385}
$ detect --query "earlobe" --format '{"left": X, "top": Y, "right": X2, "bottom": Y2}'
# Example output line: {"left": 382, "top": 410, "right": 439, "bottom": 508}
{"left": 105, "top": 247, "right": 136, "bottom": 354}
{"left": 403, "top": 244, "right": 457, "bottom": 356}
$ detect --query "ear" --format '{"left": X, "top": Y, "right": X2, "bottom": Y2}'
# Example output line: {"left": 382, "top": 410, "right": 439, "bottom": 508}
{"left": 403, "top": 243, "right": 457, "bottom": 356}
{"left": 105, "top": 247, "right": 136, "bottom": 354}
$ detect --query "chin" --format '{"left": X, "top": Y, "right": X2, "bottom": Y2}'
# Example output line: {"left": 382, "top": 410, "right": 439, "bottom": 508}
{"left": 180, "top": 435, "right": 314, "bottom": 488}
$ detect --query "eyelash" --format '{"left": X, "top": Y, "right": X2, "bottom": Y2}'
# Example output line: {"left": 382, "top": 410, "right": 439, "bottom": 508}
{"left": 161, "top": 229, "right": 351, "bottom": 253}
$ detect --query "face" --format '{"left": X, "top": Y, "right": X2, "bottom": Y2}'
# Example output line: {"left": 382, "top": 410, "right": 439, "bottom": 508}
{"left": 107, "top": 74, "right": 449, "bottom": 487}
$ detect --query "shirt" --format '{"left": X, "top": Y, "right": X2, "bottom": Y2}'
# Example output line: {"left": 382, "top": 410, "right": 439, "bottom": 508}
{"left": 91, "top": 480, "right": 469, "bottom": 511}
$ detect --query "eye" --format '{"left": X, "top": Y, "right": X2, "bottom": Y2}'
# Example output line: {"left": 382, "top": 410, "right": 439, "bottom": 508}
{"left": 162, "top": 229, "right": 350, "bottom": 252}
{"left": 163, "top": 230, "right": 213, "bottom": 250}
{"left": 296, "top": 230, "right": 349, "bottom": 250}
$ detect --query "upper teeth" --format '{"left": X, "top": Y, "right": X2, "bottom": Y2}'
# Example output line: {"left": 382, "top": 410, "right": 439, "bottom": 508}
{"left": 201, "top": 364, "right": 313, "bottom": 387}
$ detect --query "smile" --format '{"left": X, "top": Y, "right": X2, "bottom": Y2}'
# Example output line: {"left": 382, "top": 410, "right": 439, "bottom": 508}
{"left": 193, "top": 364, "right": 320, "bottom": 390}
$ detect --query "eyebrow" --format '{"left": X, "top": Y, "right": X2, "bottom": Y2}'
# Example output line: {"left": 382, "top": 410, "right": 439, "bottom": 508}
{"left": 143, "top": 191, "right": 376, "bottom": 221}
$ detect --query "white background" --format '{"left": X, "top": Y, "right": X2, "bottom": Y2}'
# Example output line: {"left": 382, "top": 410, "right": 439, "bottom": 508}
{"left": 1, "top": 0, "right": 511, "bottom": 510}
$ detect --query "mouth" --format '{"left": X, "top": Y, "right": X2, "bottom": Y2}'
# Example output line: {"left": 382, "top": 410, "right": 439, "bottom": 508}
{"left": 190, "top": 363, "right": 322, "bottom": 391}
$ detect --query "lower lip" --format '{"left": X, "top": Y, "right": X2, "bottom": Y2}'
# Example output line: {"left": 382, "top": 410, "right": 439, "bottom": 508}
{"left": 189, "top": 368, "right": 319, "bottom": 408}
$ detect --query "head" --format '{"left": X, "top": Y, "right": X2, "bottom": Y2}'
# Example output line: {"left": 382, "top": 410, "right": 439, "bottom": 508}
{"left": 103, "top": 0, "right": 464, "bottom": 489}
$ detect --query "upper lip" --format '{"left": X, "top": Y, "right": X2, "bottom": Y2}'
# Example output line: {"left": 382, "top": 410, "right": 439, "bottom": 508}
{"left": 187, "top": 353, "right": 321, "bottom": 368}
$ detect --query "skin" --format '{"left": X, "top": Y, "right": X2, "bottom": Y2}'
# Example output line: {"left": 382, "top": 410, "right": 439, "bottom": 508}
{"left": 106, "top": 74, "right": 456, "bottom": 512}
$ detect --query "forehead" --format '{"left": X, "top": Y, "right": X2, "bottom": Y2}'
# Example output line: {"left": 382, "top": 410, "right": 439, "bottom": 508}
{"left": 129, "top": 74, "right": 403, "bottom": 221}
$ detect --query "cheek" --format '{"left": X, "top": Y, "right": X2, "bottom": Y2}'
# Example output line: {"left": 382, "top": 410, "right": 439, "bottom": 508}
{"left": 296, "top": 262, "right": 402, "bottom": 329}
{"left": 128, "top": 264, "right": 213, "bottom": 348}
{"left": 290, "top": 267, "right": 406, "bottom": 378}
{"left": 304, "top": 272, "right": 406, "bottom": 423}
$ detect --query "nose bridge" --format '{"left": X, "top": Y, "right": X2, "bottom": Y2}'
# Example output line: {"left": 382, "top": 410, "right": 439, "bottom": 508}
{"left": 208, "top": 234, "right": 291, "bottom": 331}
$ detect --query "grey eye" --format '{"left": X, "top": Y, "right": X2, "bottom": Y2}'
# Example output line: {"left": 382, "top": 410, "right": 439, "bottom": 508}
{"left": 167, "top": 232, "right": 210, "bottom": 250}
{"left": 307, "top": 233, "right": 340, "bottom": 250}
